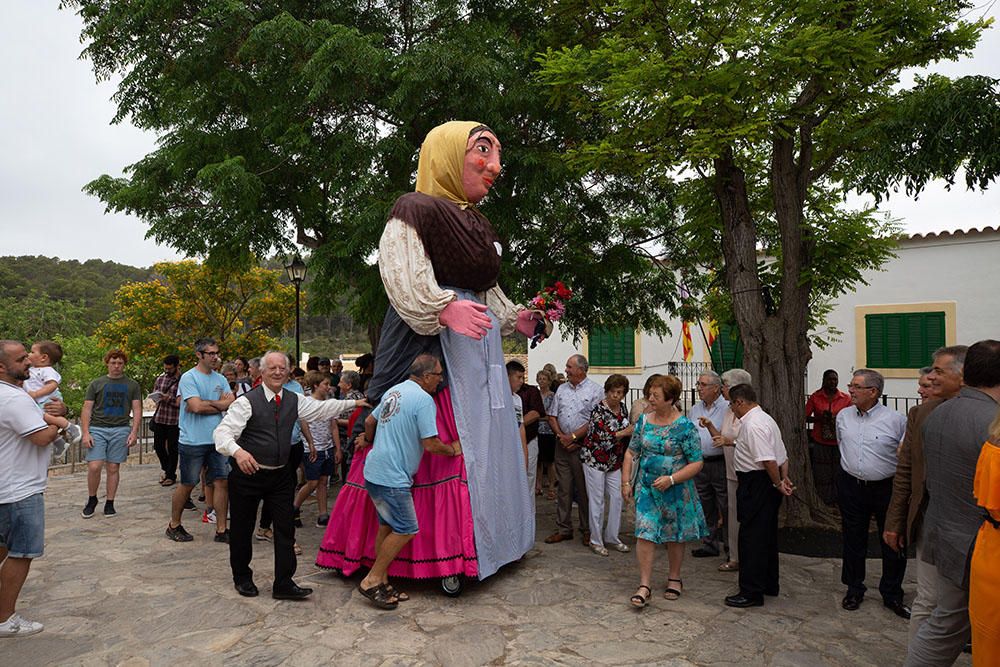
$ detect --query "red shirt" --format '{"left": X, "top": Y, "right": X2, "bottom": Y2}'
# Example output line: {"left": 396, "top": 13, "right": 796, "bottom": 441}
{"left": 805, "top": 389, "right": 852, "bottom": 446}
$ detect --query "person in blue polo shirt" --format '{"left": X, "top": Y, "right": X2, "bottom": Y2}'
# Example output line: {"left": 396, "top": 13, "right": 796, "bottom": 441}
{"left": 356, "top": 354, "right": 463, "bottom": 610}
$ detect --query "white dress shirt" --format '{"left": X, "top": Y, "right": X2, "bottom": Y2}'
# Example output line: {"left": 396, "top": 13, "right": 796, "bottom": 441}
{"left": 689, "top": 397, "right": 729, "bottom": 457}
{"left": 835, "top": 401, "right": 906, "bottom": 481}
{"left": 214, "top": 384, "right": 359, "bottom": 459}
{"left": 733, "top": 406, "right": 788, "bottom": 473}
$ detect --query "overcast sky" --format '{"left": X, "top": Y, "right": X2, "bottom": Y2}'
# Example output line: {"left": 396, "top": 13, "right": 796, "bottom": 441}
{"left": 2, "top": 3, "right": 998, "bottom": 268}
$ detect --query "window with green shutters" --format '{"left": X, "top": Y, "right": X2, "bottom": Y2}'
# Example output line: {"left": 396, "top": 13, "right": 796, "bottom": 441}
{"left": 865, "top": 311, "right": 945, "bottom": 369}
{"left": 588, "top": 328, "right": 636, "bottom": 367}
{"left": 710, "top": 323, "right": 744, "bottom": 373}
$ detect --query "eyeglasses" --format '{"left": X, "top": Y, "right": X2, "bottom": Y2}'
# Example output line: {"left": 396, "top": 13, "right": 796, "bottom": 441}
{"left": 696, "top": 381, "right": 718, "bottom": 387}
{"left": 424, "top": 371, "right": 443, "bottom": 377}
{"left": 199, "top": 351, "right": 220, "bottom": 356}
{"left": 847, "top": 383, "right": 875, "bottom": 390}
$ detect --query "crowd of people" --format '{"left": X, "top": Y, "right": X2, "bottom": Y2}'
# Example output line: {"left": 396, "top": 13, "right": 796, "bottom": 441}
{"left": 1, "top": 331, "right": 999, "bottom": 665}
{"left": 1, "top": 113, "right": 996, "bottom": 665}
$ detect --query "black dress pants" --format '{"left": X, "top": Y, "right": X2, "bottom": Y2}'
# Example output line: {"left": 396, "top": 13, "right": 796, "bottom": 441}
{"left": 229, "top": 461, "right": 298, "bottom": 588}
{"left": 257, "top": 442, "right": 303, "bottom": 531}
{"left": 152, "top": 422, "right": 179, "bottom": 481}
{"left": 736, "top": 470, "right": 782, "bottom": 599}
{"left": 836, "top": 471, "right": 906, "bottom": 602}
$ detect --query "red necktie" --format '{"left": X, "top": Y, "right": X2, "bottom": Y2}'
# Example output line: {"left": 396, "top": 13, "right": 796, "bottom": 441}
{"left": 273, "top": 392, "right": 281, "bottom": 420}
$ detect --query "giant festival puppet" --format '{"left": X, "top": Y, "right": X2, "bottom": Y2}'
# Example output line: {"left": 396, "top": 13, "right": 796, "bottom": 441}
{"left": 316, "top": 121, "right": 549, "bottom": 594}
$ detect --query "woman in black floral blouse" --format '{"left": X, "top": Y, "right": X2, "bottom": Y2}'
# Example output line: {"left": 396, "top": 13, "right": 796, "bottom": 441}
{"left": 580, "top": 374, "right": 633, "bottom": 556}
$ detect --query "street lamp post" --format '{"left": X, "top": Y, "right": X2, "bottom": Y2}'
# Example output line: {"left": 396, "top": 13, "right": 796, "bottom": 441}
{"left": 284, "top": 254, "right": 307, "bottom": 368}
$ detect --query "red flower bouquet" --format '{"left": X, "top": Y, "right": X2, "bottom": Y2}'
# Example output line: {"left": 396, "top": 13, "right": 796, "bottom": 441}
{"left": 527, "top": 281, "right": 573, "bottom": 348}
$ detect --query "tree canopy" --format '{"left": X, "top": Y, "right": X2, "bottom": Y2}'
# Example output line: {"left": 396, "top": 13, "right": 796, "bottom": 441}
{"left": 97, "top": 260, "right": 295, "bottom": 365}
{"left": 65, "top": 0, "right": 683, "bottom": 345}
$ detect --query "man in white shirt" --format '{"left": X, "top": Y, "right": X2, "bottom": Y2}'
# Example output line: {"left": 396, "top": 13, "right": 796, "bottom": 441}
{"left": 689, "top": 371, "right": 730, "bottom": 559}
{"left": 214, "top": 351, "right": 366, "bottom": 600}
{"left": 545, "top": 354, "right": 603, "bottom": 545}
{"left": 0, "top": 341, "right": 71, "bottom": 638}
{"left": 836, "top": 369, "right": 909, "bottom": 619}
{"left": 724, "top": 383, "right": 793, "bottom": 609}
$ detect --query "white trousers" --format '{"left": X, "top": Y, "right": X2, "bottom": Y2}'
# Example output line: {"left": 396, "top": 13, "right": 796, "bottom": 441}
{"left": 582, "top": 465, "right": 623, "bottom": 547}
{"left": 526, "top": 437, "right": 539, "bottom": 515}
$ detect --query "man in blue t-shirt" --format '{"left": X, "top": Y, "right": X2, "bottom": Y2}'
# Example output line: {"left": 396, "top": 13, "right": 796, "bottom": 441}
{"left": 356, "top": 354, "right": 462, "bottom": 610}
{"left": 165, "top": 338, "right": 235, "bottom": 544}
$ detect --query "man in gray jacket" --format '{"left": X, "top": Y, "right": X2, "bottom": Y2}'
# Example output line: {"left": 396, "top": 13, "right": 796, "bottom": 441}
{"left": 905, "top": 339, "right": 1000, "bottom": 666}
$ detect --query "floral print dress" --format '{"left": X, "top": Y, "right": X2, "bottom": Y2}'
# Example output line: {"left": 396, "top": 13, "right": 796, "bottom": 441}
{"left": 628, "top": 414, "right": 709, "bottom": 544}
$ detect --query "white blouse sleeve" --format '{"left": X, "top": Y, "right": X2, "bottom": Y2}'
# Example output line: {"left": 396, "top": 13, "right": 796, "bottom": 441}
{"left": 378, "top": 217, "right": 456, "bottom": 335}
{"left": 484, "top": 285, "right": 521, "bottom": 337}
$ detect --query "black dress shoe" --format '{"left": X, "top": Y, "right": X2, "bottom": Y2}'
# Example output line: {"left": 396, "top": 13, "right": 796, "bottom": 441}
{"left": 272, "top": 583, "right": 313, "bottom": 600}
{"left": 725, "top": 594, "right": 764, "bottom": 608}
{"left": 234, "top": 580, "right": 259, "bottom": 597}
{"left": 692, "top": 546, "right": 720, "bottom": 558}
{"left": 883, "top": 599, "right": 911, "bottom": 619}
{"left": 842, "top": 593, "right": 863, "bottom": 611}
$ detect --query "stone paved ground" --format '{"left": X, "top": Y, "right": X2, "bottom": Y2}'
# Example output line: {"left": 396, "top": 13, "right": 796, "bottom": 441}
{"left": 3, "top": 464, "right": 970, "bottom": 666}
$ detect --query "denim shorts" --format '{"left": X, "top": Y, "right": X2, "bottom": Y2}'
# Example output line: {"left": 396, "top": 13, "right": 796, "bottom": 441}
{"left": 364, "top": 481, "right": 419, "bottom": 535}
{"left": 86, "top": 425, "right": 131, "bottom": 463}
{"left": 304, "top": 448, "right": 335, "bottom": 481}
{"left": 178, "top": 443, "right": 230, "bottom": 485}
{"left": 0, "top": 492, "right": 45, "bottom": 558}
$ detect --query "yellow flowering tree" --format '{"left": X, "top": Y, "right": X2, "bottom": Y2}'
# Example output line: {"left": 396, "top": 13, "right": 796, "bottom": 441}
{"left": 98, "top": 261, "right": 297, "bottom": 368}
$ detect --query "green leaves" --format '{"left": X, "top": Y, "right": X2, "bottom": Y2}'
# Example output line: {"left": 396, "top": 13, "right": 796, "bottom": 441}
{"left": 848, "top": 74, "right": 1000, "bottom": 201}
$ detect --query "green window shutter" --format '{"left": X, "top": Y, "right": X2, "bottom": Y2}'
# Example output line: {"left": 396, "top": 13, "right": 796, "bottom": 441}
{"left": 588, "top": 328, "right": 635, "bottom": 367}
{"left": 866, "top": 315, "right": 886, "bottom": 367}
{"left": 865, "top": 311, "right": 945, "bottom": 369}
{"left": 709, "top": 323, "right": 744, "bottom": 373}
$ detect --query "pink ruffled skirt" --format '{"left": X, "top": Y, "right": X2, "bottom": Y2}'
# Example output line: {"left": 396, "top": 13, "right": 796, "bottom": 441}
{"left": 315, "top": 388, "right": 479, "bottom": 579}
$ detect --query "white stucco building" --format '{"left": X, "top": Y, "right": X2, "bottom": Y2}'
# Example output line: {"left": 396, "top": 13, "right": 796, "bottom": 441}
{"left": 527, "top": 226, "right": 1000, "bottom": 401}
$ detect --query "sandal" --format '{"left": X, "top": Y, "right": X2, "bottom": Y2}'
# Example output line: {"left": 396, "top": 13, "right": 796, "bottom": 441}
{"left": 160, "top": 478, "right": 176, "bottom": 487}
{"left": 358, "top": 582, "right": 398, "bottom": 610}
{"left": 384, "top": 583, "right": 409, "bottom": 602}
{"left": 664, "top": 578, "right": 683, "bottom": 600}
{"left": 630, "top": 585, "right": 652, "bottom": 608}
{"left": 718, "top": 561, "right": 739, "bottom": 572}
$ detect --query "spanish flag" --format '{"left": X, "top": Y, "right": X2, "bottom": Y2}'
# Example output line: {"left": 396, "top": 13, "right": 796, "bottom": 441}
{"left": 682, "top": 321, "right": 693, "bottom": 361}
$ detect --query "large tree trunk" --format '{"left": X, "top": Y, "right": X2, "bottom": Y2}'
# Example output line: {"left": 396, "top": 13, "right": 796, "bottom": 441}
{"left": 714, "top": 147, "right": 836, "bottom": 528}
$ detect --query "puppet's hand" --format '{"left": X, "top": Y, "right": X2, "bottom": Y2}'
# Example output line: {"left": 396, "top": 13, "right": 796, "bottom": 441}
{"left": 439, "top": 300, "right": 492, "bottom": 339}
{"left": 515, "top": 309, "right": 543, "bottom": 338}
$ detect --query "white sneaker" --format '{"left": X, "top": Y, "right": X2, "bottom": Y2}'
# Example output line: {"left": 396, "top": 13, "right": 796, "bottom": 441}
{"left": 63, "top": 424, "right": 83, "bottom": 446}
{"left": 202, "top": 509, "right": 217, "bottom": 524}
{"left": 0, "top": 613, "right": 44, "bottom": 638}
{"left": 50, "top": 437, "right": 68, "bottom": 459}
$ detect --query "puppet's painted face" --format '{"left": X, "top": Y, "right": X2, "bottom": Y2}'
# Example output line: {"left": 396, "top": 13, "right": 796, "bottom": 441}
{"left": 462, "top": 130, "right": 502, "bottom": 204}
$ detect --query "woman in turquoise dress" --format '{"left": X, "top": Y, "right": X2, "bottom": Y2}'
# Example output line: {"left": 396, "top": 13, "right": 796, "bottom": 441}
{"left": 621, "top": 375, "right": 708, "bottom": 607}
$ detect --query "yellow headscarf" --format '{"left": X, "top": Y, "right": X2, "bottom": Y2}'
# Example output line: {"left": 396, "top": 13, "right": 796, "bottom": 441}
{"left": 414, "top": 120, "right": 486, "bottom": 209}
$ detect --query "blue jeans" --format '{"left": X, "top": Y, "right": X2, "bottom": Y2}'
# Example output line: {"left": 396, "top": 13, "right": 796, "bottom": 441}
{"left": 0, "top": 492, "right": 45, "bottom": 558}
{"left": 364, "top": 481, "right": 418, "bottom": 535}
{"left": 178, "top": 443, "right": 230, "bottom": 485}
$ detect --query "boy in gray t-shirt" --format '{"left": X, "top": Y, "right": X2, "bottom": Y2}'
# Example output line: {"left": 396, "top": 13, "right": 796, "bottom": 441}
{"left": 80, "top": 349, "right": 142, "bottom": 519}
